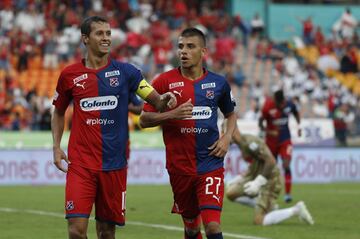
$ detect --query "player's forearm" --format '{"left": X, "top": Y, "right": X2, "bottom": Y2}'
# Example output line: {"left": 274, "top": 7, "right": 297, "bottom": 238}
{"left": 51, "top": 109, "right": 65, "bottom": 148}
{"left": 145, "top": 91, "right": 167, "bottom": 112}
{"left": 261, "top": 156, "right": 276, "bottom": 179}
{"left": 223, "top": 112, "right": 237, "bottom": 140}
{"left": 139, "top": 111, "right": 173, "bottom": 128}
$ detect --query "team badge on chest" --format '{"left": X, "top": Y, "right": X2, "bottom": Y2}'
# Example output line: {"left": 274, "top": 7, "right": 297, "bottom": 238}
{"left": 109, "top": 78, "right": 119, "bottom": 87}
{"left": 206, "top": 90, "right": 214, "bottom": 99}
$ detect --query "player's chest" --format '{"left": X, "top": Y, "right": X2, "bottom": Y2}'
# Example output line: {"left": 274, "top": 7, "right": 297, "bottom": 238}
{"left": 167, "top": 80, "right": 220, "bottom": 106}
{"left": 70, "top": 72, "right": 127, "bottom": 98}
{"left": 268, "top": 106, "right": 291, "bottom": 119}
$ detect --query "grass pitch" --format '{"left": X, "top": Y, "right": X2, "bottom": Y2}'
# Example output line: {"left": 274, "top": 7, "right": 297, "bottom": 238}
{"left": 0, "top": 183, "right": 359, "bottom": 239}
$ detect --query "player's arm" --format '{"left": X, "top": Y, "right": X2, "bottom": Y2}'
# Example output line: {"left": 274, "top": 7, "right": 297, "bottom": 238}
{"left": 244, "top": 141, "right": 276, "bottom": 196}
{"left": 258, "top": 114, "right": 265, "bottom": 132}
{"left": 135, "top": 79, "right": 177, "bottom": 112}
{"left": 293, "top": 103, "right": 302, "bottom": 137}
{"left": 139, "top": 99, "right": 193, "bottom": 128}
{"left": 128, "top": 102, "right": 143, "bottom": 115}
{"left": 209, "top": 112, "right": 236, "bottom": 157}
{"left": 257, "top": 146, "right": 276, "bottom": 179}
{"left": 232, "top": 123, "right": 241, "bottom": 145}
{"left": 51, "top": 108, "right": 70, "bottom": 173}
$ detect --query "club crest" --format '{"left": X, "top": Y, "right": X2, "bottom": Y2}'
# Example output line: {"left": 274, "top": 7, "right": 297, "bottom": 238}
{"left": 66, "top": 201, "right": 74, "bottom": 211}
{"left": 206, "top": 90, "right": 214, "bottom": 99}
{"left": 110, "top": 78, "right": 119, "bottom": 87}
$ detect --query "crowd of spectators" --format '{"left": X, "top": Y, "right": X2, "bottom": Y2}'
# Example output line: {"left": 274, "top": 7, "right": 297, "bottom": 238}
{"left": 0, "top": 0, "right": 359, "bottom": 145}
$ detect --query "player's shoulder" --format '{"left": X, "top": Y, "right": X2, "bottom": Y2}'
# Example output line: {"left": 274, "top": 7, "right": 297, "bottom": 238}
{"left": 61, "top": 62, "right": 84, "bottom": 74}
{"left": 110, "top": 59, "right": 139, "bottom": 72}
{"left": 153, "top": 68, "right": 180, "bottom": 83}
{"left": 206, "top": 70, "right": 227, "bottom": 82}
{"left": 158, "top": 68, "right": 179, "bottom": 78}
{"left": 262, "top": 96, "right": 274, "bottom": 108}
{"left": 59, "top": 62, "right": 86, "bottom": 82}
{"left": 243, "top": 134, "right": 266, "bottom": 151}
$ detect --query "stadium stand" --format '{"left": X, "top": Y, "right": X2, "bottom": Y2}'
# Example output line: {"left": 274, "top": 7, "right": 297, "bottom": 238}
{"left": 0, "top": 0, "right": 358, "bottom": 144}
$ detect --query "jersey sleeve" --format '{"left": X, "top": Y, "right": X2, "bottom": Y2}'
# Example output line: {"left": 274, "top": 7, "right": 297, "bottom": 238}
{"left": 129, "top": 93, "right": 142, "bottom": 106}
{"left": 218, "top": 80, "right": 235, "bottom": 116}
{"left": 142, "top": 75, "right": 165, "bottom": 113}
{"left": 128, "top": 64, "right": 144, "bottom": 93}
{"left": 52, "top": 72, "right": 72, "bottom": 113}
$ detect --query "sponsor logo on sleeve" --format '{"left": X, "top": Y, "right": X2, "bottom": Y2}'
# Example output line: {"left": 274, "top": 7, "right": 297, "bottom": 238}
{"left": 73, "top": 74, "right": 88, "bottom": 84}
{"left": 184, "top": 106, "right": 212, "bottom": 120}
{"left": 105, "top": 70, "right": 120, "bottom": 77}
{"left": 80, "top": 96, "right": 118, "bottom": 111}
{"left": 201, "top": 82, "right": 216, "bottom": 89}
{"left": 169, "top": 81, "right": 184, "bottom": 89}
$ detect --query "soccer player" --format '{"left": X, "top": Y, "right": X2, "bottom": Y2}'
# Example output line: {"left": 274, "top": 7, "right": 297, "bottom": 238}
{"left": 225, "top": 126, "right": 314, "bottom": 226}
{"left": 51, "top": 16, "right": 176, "bottom": 239}
{"left": 139, "top": 28, "right": 237, "bottom": 239}
{"left": 258, "top": 89, "right": 301, "bottom": 203}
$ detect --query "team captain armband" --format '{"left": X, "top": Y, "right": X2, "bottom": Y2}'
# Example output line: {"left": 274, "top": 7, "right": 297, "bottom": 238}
{"left": 136, "top": 79, "right": 154, "bottom": 100}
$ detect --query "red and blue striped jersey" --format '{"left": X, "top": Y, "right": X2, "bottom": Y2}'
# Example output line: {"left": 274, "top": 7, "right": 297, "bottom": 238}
{"left": 53, "top": 59, "right": 143, "bottom": 171}
{"left": 143, "top": 68, "right": 235, "bottom": 175}
{"left": 261, "top": 97, "right": 299, "bottom": 143}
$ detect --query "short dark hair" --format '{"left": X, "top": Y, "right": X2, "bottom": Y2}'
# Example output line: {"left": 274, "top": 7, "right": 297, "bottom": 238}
{"left": 274, "top": 89, "right": 285, "bottom": 104}
{"left": 80, "top": 16, "right": 108, "bottom": 36}
{"left": 180, "top": 28, "right": 206, "bottom": 46}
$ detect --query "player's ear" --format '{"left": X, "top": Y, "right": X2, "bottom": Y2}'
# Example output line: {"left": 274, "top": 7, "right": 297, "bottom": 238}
{"left": 82, "top": 34, "right": 89, "bottom": 45}
{"left": 201, "top": 47, "right": 207, "bottom": 58}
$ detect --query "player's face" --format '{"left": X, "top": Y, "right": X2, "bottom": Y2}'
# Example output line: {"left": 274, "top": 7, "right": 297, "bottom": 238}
{"left": 177, "top": 36, "right": 206, "bottom": 69}
{"left": 83, "top": 21, "right": 111, "bottom": 56}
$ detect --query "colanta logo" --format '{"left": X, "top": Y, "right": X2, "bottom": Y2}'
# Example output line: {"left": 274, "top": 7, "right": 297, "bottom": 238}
{"left": 80, "top": 96, "right": 118, "bottom": 111}
{"left": 184, "top": 106, "right": 212, "bottom": 120}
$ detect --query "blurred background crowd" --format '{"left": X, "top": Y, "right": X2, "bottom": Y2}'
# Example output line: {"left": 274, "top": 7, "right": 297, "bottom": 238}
{"left": 0, "top": 0, "right": 359, "bottom": 145}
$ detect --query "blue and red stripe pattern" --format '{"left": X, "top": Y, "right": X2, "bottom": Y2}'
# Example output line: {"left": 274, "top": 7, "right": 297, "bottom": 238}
{"left": 53, "top": 59, "right": 143, "bottom": 171}
{"left": 143, "top": 68, "right": 235, "bottom": 175}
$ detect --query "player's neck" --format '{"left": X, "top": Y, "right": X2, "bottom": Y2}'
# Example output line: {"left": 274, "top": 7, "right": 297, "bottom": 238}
{"left": 85, "top": 53, "right": 109, "bottom": 69}
{"left": 180, "top": 66, "right": 203, "bottom": 81}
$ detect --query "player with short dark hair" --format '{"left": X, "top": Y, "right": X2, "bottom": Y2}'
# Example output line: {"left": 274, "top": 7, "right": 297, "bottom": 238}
{"left": 225, "top": 126, "right": 314, "bottom": 226}
{"left": 139, "top": 27, "right": 237, "bottom": 239}
{"left": 51, "top": 16, "right": 176, "bottom": 239}
{"left": 258, "top": 89, "right": 301, "bottom": 203}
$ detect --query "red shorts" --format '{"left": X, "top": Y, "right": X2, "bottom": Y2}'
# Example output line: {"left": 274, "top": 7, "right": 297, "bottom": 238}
{"left": 266, "top": 139, "right": 292, "bottom": 161}
{"left": 169, "top": 168, "right": 224, "bottom": 221}
{"left": 65, "top": 164, "right": 127, "bottom": 226}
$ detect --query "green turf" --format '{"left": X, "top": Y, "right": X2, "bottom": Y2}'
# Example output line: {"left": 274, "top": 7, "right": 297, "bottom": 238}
{"left": 0, "top": 131, "right": 164, "bottom": 149}
{"left": 0, "top": 183, "right": 359, "bottom": 239}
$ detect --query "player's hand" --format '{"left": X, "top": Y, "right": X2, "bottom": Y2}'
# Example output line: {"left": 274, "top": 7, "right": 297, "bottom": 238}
{"left": 160, "top": 92, "right": 177, "bottom": 109}
{"left": 171, "top": 99, "right": 193, "bottom": 119}
{"left": 244, "top": 175, "right": 267, "bottom": 196}
{"left": 208, "top": 134, "right": 231, "bottom": 157}
{"left": 53, "top": 146, "right": 70, "bottom": 173}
